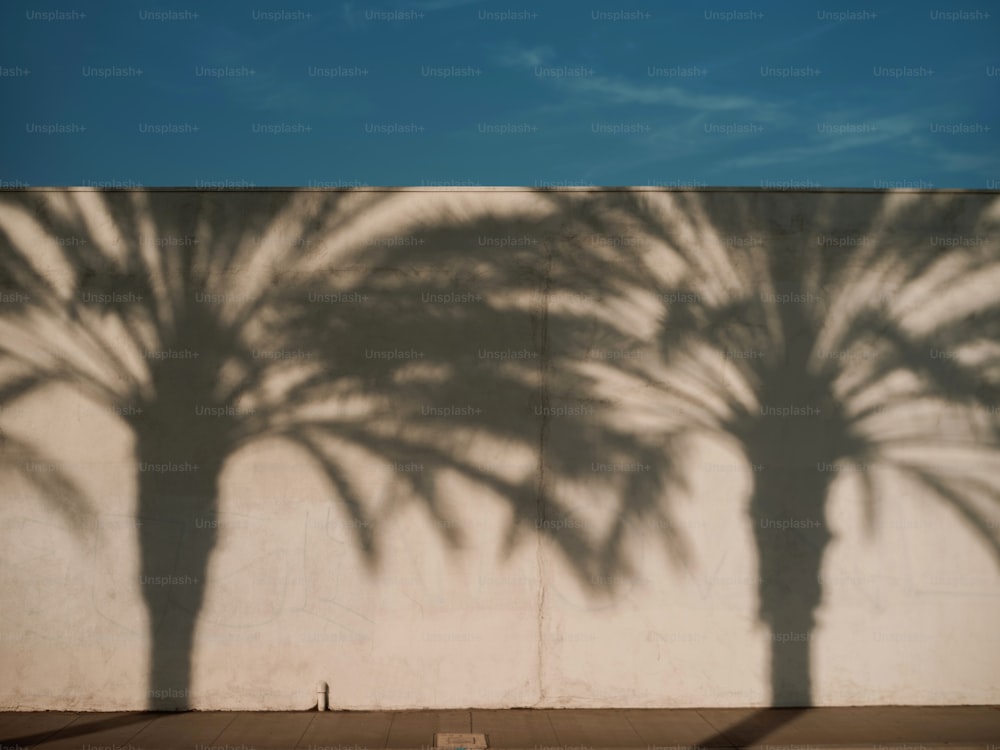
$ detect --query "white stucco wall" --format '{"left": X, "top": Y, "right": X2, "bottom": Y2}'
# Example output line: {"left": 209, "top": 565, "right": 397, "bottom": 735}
{"left": 1, "top": 187, "right": 998, "bottom": 710}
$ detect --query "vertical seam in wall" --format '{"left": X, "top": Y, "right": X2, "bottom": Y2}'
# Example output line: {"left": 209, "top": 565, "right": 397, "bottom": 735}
{"left": 535, "top": 240, "right": 553, "bottom": 706}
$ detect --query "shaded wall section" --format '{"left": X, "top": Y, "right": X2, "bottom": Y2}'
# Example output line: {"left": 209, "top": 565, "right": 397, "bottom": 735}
{"left": 1, "top": 187, "right": 999, "bottom": 710}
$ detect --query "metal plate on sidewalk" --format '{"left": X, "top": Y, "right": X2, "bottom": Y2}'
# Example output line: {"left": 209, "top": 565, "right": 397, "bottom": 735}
{"left": 434, "top": 732, "right": 488, "bottom": 749}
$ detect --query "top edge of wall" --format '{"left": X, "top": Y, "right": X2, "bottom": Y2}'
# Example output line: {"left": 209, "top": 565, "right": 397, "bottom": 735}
{"left": 0, "top": 186, "right": 997, "bottom": 194}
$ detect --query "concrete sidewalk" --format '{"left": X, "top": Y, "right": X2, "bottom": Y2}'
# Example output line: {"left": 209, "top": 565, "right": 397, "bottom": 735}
{"left": 1, "top": 706, "right": 999, "bottom": 750}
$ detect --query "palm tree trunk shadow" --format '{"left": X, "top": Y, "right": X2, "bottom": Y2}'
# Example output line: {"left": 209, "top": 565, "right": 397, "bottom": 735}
{"left": 136, "top": 443, "right": 223, "bottom": 711}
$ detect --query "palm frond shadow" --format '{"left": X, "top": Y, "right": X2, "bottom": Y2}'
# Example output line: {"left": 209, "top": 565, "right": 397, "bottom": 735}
{"left": 0, "top": 188, "right": 686, "bottom": 710}
{"left": 566, "top": 189, "right": 1000, "bottom": 711}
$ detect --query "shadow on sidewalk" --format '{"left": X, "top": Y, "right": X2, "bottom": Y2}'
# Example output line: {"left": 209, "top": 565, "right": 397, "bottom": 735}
{"left": 696, "top": 707, "right": 809, "bottom": 747}
{"left": 1, "top": 712, "right": 158, "bottom": 748}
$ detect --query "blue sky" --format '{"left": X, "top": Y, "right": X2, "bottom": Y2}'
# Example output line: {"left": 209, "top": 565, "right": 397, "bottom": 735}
{"left": 1, "top": 0, "right": 997, "bottom": 187}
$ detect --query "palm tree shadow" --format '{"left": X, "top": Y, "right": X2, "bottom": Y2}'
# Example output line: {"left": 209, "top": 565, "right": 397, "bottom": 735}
{"left": 0, "top": 187, "right": 684, "bottom": 711}
{"left": 565, "top": 188, "right": 1000, "bottom": 707}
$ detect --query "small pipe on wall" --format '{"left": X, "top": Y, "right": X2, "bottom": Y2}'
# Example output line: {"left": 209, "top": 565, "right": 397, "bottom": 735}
{"left": 317, "top": 681, "right": 329, "bottom": 711}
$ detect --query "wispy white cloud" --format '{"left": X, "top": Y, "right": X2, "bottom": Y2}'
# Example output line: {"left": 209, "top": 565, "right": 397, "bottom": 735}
{"left": 570, "top": 76, "right": 764, "bottom": 112}
{"left": 494, "top": 44, "right": 771, "bottom": 115}
{"left": 720, "top": 114, "right": 922, "bottom": 170}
